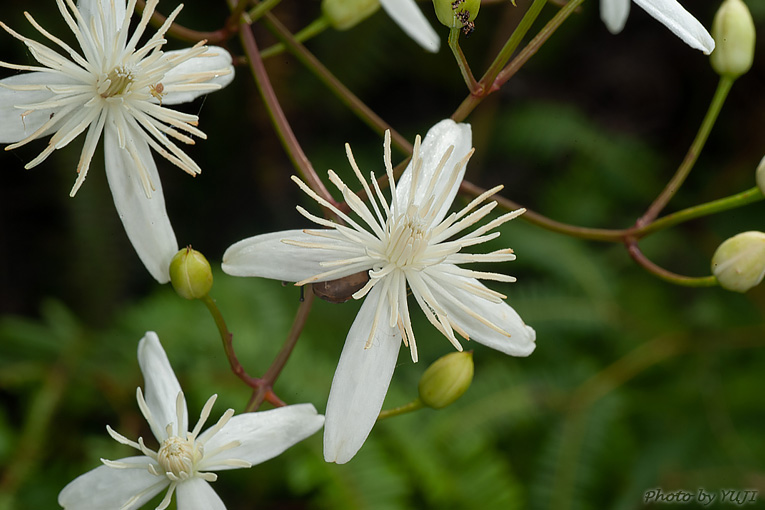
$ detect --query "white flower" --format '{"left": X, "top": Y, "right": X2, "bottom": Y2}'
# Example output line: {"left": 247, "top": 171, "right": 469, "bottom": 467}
{"left": 58, "top": 332, "right": 325, "bottom": 510}
{"left": 380, "top": 0, "right": 440, "bottom": 52}
{"left": 600, "top": 0, "right": 715, "bottom": 54}
{"left": 222, "top": 119, "right": 536, "bottom": 464}
{"left": 0, "top": 0, "right": 234, "bottom": 282}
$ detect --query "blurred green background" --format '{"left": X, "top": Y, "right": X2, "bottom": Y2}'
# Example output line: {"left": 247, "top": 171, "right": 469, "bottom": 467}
{"left": 1, "top": 0, "right": 764, "bottom": 508}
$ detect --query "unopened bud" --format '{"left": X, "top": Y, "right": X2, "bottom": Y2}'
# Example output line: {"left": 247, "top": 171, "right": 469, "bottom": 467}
{"left": 322, "top": 0, "right": 380, "bottom": 31}
{"left": 418, "top": 351, "right": 474, "bottom": 409}
{"left": 433, "top": 0, "right": 480, "bottom": 35}
{"left": 756, "top": 155, "right": 765, "bottom": 196}
{"left": 711, "top": 231, "right": 765, "bottom": 292}
{"left": 710, "top": 0, "right": 755, "bottom": 78}
{"left": 169, "top": 247, "right": 213, "bottom": 299}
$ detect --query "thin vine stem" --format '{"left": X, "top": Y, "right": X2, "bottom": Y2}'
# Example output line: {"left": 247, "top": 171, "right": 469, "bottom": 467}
{"left": 260, "top": 17, "right": 330, "bottom": 59}
{"left": 449, "top": 27, "right": 480, "bottom": 93}
{"left": 246, "top": 287, "right": 316, "bottom": 412}
{"left": 136, "top": 0, "right": 231, "bottom": 44}
{"left": 625, "top": 239, "right": 718, "bottom": 287}
{"left": 377, "top": 399, "right": 424, "bottom": 421}
{"left": 639, "top": 76, "right": 735, "bottom": 225}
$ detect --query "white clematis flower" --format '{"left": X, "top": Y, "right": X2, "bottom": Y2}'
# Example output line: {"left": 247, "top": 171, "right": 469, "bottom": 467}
{"left": 222, "top": 119, "right": 536, "bottom": 464}
{"left": 380, "top": 0, "right": 440, "bottom": 52}
{"left": 58, "top": 331, "right": 325, "bottom": 510}
{"left": 600, "top": 0, "right": 715, "bottom": 54}
{"left": 0, "top": 0, "right": 235, "bottom": 282}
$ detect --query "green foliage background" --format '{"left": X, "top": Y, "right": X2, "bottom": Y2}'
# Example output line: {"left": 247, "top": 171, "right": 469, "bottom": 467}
{"left": 1, "top": 0, "right": 764, "bottom": 509}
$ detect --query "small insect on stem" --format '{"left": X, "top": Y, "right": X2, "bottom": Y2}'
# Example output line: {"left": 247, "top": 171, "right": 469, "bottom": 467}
{"left": 149, "top": 83, "right": 165, "bottom": 105}
{"left": 312, "top": 271, "right": 371, "bottom": 304}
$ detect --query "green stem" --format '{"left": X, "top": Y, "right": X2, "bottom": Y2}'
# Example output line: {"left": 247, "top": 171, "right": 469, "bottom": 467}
{"left": 640, "top": 76, "right": 735, "bottom": 225}
{"left": 625, "top": 239, "right": 718, "bottom": 287}
{"left": 238, "top": 19, "right": 337, "bottom": 210}
{"left": 201, "top": 295, "right": 286, "bottom": 407}
{"left": 262, "top": 12, "right": 413, "bottom": 155}
{"left": 246, "top": 0, "right": 283, "bottom": 23}
{"left": 260, "top": 17, "right": 330, "bottom": 59}
{"left": 448, "top": 27, "right": 480, "bottom": 93}
{"left": 378, "top": 398, "right": 425, "bottom": 421}
{"left": 639, "top": 187, "right": 764, "bottom": 237}
{"left": 481, "top": 0, "right": 548, "bottom": 91}
{"left": 246, "top": 287, "right": 315, "bottom": 412}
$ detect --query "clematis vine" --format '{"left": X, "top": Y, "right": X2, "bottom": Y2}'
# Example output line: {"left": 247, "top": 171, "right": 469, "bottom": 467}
{"left": 0, "top": 0, "right": 234, "bottom": 282}
{"left": 600, "top": 0, "right": 715, "bottom": 54}
{"left": 58, "top": 332, "right": 325, "bottom": 510}
{"left": 222, "top": 119, "right": 536, "bottom": 464}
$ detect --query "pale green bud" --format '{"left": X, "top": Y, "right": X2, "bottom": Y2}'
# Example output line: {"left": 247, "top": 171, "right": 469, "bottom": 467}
{"left": 169, "top": 247, "right": 213, "bottom": 300}
{"left": 710, "top": 0, "right": 756, "bottom": 78}
{"left": 418, "top": 351, "right": 474, "bottom": 409}
{"left": 432, "top": 0, "right": 480, "bottom": 33}
{"left": 322, "top": 0, "right": 380, "bottom": 31}
{"left": 756, "top": 155, "right": 765, "bottom": 196}
{"left": 711, "top": 231, "right": 765, "bottom": 292}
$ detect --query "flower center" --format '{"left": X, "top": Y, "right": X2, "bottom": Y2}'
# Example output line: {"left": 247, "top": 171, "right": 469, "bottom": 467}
{"left": 157, "top": 435, "right": 204, "bottom": 480}
{"left": 98, "top": 65, "right": 136, "bottom": 98}
{"left": 386, "top": 205, "right": 431, "bottom": 269}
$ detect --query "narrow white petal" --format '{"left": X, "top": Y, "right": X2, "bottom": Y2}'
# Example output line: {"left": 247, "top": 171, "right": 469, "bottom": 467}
{"left": 324, "top": 285, "right": 402, "bottom": 464}
{"left": 600, "top": 0, "right": 631, "bottom": 33}
{"left": 0, "top": 72, "right": 80, "bottom": 143}
{"left": 395, "top": 119, "right": 472, "bottom": 225}
{"left": 103, "top": 123, "right": 178, "bottom": 283}
{"left": 175, "top": 478, "right": 226, "bottom": 510}
{"left": 58, "top": 456, "right": 168, "bottom": 510}
{"left": 160, "top": 46, "right": 235, "bottom": 105}
{"left": 77, "top": 0, "right": 127, "bottom": 37}
{"left": 137, "top": 332, "right": 188, "bottom": 442}
{"left": 200, "top": 404, "right": 324, "bottom": 470}
{"left": 633, "top": 0, "right": 715, "bottom": 53}
{"left": 427, "top": 269, "right": 536, "bottom": 356}
{"left": 379, "top": 0, "right": 441, "bottom": 52}
{"left": 222, "top": 230, "right": 363, "bottom": 282}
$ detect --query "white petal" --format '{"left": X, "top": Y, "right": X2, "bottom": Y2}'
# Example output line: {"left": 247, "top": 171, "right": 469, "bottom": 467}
{"left": 137, "top": 332, "right": 188, "bottom": 441}
{"left": 222, "top": 230, "right": 363, "bottom": 282}
{"left": 323, "top": 285, "right": 402, "bottom": 464}
{"left": 600, "top": 0, "right": 631, "bottom": 33}
{"left": 200, "top": 404, "right": 324, "bottom": 470}
{"left": 160, "top": 46, "right": 235, "bottom": 105}
{"left": 395, "top": 119, "right": 472, "bottom": 226}
{"left": 0, "top": 72, "right": 80, "bottom": 143}
{"left": 103, "top": 123, "right": 178, "bottom": 283}
{"left": 58, "top": 456, "right": 168, "bottom": 510}
{"left": 77, "top": 0, "right": 127, "bottom": 34}
{"left": 379, "top": 0, "right": 441, "bottom": 52}
{"left": 427, "top": 269, "right": 536, "bottom": 357}
{"left": 175, "top": 478, "right": 226, "bottom": 510}
{"left": 633, "top": 0, "right": 715, "bottom": 54}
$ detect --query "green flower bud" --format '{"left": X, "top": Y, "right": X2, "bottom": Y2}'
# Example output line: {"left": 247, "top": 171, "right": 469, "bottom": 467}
{"left": 322, "top": 0, "right": 380, "bottom": 31}
{"left": 418, "top": 351, "right": 474, "bottom": 409}
{"left": 756, "top": 155, "right": 765, "bottom": 196}
{"left": 711, "top": 231, "right": 765, "bottom": 292}
{"left": 710, "top": 0, "right": 756, "bottom": 79}
{"left": 169, "top": 247, "right": 213, "bottom": 300}
{"left": 432, "top": 0, "right": 480, "bottom": 34}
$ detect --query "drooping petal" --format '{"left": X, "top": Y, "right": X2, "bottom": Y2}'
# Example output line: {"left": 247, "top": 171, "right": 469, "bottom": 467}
{"left": 175, "top": 478, "right": 226, "bottom": 510}
{"left": 103, "top": 122, "right": 178, "bottom": 284}
{"left": 58, "top": 456, "right": 168, "bottom": 510}
{"left": 159, "top": 46, "right": 235, "bottom": 105}
{"left": 0, "top": 72, "right": 81, "bottom": 143}
{"left": 633, "top": 0, "right": 715, "bottom": 54}
{"left": 324, "top": 284, "right": 402, "bottom": 464}
{"left": 394, "top": 119, "right": 472, "bottom": 226}
{"left": 137, "top": 332, "right": 188, "bottom": 441}
{"left": 426, "top": 268, "right": 536, "bottom": 357}
{"left": 199, "top": 404, "right": 324, "bottom": 470}
{"left": 222, "top": 230, "right": 363, "bottom": 283}
{"left": 379, "top": 0, "right": 441, "bottom": 52}
{"left": 600, "top": 0, "right": 631, "bottom": 33}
